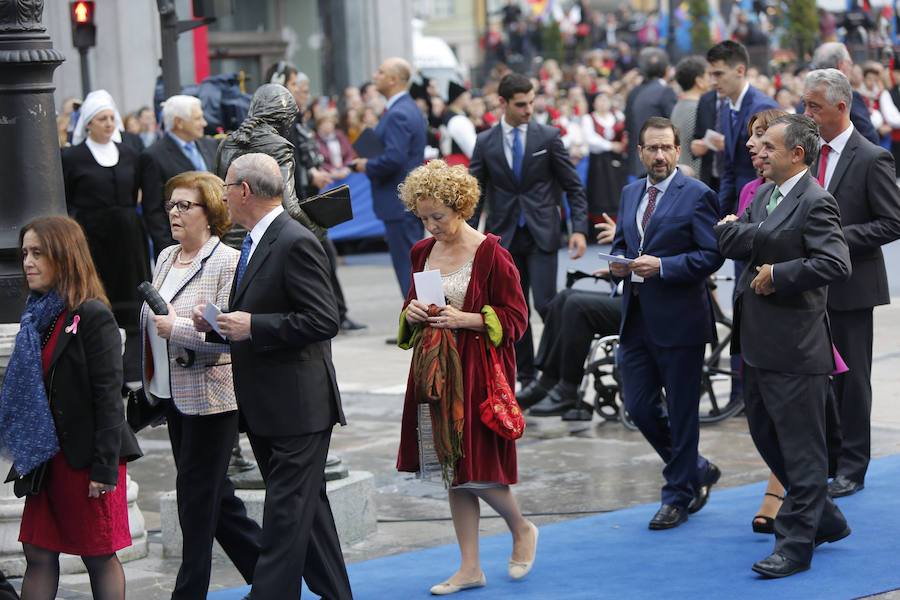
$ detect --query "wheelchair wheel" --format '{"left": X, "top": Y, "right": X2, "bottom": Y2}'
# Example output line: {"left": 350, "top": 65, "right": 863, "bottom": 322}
{"left": 579, "top": 336, "right": 624, "bottom": 423}
{"left": 698, "top": 322, "right": 744, "bottom": 425}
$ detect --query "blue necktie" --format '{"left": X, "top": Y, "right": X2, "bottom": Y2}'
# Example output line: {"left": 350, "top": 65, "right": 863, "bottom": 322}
{"left": 512, "top": 128, "right": 526, "bottom": 226}
{"left": 184, "top": 142, "right": 207, "bottom": 172}
{"left": 235, "top": 234, "right": 252, "bottom": 288}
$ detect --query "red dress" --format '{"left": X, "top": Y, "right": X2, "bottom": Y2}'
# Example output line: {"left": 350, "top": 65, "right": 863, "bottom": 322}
{"left": 19, "top": 310, "right": 131, "bottom": 556}
{"left": 397, "top": 235, "right": 529, "bottom": 485}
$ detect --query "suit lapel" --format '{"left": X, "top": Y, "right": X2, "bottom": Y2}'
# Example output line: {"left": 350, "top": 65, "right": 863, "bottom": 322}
{"left": 230, "top": 213, "right": 285, "bottom": 306}
{"left": 491, "top": 126, "right": 516, "bottom": 185}
{"left": 519, "top": 123, "right": 540, "bottom": 184}
{"left": 826, "top": 131, "right": 858, "bottom": 195}
{"left": 761, "top": 173, "right": 810, "bottom": 233}
{"left": 642, "top": 171, "right": 684, "bottom": 242}
{"left": 624, "top": 180, "right": 644, "bottom": 252}
{"left": 164, "top": 134, "right": 194, "bottom": 173}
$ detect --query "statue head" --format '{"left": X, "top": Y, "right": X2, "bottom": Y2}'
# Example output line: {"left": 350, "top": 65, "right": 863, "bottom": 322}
{"left": 247, "top": 83, "right": 299, "bottom": 136}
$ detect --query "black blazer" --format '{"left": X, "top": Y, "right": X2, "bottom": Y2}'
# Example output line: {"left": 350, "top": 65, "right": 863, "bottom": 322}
{"left": 223, "top": 211, "right": 345, "bottom": 437}
{"left": 45, "top": 300, "right": 142, "bottom": 483}
{"left": 715, "top": 174, "right": 851, "bottom": 374}
{"left": 692, "top": 90, "right": 719, "bottom": 188}
{"left": 139, "top": 134, "right": 219, "bottom": 257}
{"left": 468, "top": 121, "right": 588, "bottom": 253}
{"left": 811, "top": 129, "right": 900, "bottom": 311}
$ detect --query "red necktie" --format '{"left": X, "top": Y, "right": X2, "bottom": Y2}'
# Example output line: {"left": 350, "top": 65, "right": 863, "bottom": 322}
{"left": 641, "top": 186, "right": 658, "bottom": 231}
{"left": 817, "top": 144, "right": 831, "bottom": 187}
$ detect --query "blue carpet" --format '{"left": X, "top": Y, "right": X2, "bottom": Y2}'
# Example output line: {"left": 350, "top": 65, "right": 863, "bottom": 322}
{"left": 209, "top": 455, "right": 900, "bottom": 599}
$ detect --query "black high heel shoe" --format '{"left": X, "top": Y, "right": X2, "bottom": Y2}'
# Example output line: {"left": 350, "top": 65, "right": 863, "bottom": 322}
{"left": 752, "top": 492, "right": 784, "bottom": 534}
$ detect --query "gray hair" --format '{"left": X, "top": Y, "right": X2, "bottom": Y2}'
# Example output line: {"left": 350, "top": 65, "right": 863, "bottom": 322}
{"left": 296, "top": 71, "right": 309, "bottom": 86}
{"left": 803, "top": 68, "right": 852, "bottom": 108}
{"left": 768, "top": 114, "right": 820, "bottom": 166}
{"left": 230, "top": 153, "right": 283, "bottom": 200}
{"left": 812, "top": 42, "right": 851, "bottom": 70}
{"left": 162, "top": 95, "right": 202, "bottom": 131}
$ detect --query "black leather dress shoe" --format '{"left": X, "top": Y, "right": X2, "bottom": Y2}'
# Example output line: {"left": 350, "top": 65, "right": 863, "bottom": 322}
{"left": 688, "top": 462, "right": 721, "bottom": 514}
{"left": 815, "top": 524, "right": 851, "bottom": 547}
{"left": 517, "top": 380, "right": 551, "bottom": 410}
{"left": 752, "top": 552, "right": 810, "bottom": 578}
{"left": 529, "top": 386, "right": 577, "bottom": 416}
{"left": 828, "top": 475, "right": 864, "bottom": 498}
{"left": 648, "top": 504, "right": 688, "bottom": 529}
{"left": 340, "top": 317, "right": 368, "bottom": 332}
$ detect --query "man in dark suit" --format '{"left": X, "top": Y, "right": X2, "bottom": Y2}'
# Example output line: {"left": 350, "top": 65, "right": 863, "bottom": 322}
{"left": 468, "top": 72, "right": 589, "bottom": 398}
{"left": 351, "top": 57, "right": 426, "bottom": 300}
{"left": 624, "top": 47, "right": 677, "bottom": 177}
{"left": 799, "top": 42, "right": 880, "bottom": 146}
{"left": 802, "top": 69, "right": 900, "bottom": 497}
{"left": 609, "top": 117, "right": 724, "bottom": 529}
{"left": 193, "top": 153, "right": 352, "bottom": 600}
{"left": 139, "top": 94, "right": 218, "bottom": 258}
{"left": 715, "top": 114, "right": 852, "bottom": 578}
{"left": 707, "top": 40, "right": 779, "bottom": 217}
{"left": 690, "top": 89, "right": 724, "bottom": 191}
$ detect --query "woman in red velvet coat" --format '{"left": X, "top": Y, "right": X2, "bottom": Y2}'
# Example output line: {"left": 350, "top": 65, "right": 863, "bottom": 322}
{"left": 395, "top": 160, "right": 537, "bottom": 595}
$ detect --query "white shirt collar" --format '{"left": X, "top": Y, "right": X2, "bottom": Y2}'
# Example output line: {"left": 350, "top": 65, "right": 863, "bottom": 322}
{"left": 385, "top": 91, "right": 408, "bottom": 111}
{"left": 248, "top": 205, "right": 285, "bottom": 251}
{"left": 729, "top": 82, "right": 751, "bottom": 112}
{"left": 646, "top": 167, "right": 678, "bottom": 196}
{"left": 821, "top": 123, "right": 855, "bottom": 154}
{"left": 501, "top": 117, "right": 527, "bottom": 136}
{"left": 775, "top": 169, "right": 807, "bottom": 200}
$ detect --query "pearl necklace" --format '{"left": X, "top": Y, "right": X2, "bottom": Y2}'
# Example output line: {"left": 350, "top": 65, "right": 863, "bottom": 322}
{"left": 176, "top": 250, "right": 198, "bottom": 265}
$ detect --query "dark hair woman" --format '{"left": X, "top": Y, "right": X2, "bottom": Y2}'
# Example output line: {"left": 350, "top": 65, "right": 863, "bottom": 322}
{"left": 0, "top": 216, "right": 142, "bottom": 599}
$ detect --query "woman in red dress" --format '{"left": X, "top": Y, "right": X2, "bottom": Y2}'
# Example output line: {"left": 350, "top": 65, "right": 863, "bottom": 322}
{"left": 0, "top": 216, "right": 141, "bottom": 599}
{"left": 395, "top": 160, "right": 536, "bottom": 595}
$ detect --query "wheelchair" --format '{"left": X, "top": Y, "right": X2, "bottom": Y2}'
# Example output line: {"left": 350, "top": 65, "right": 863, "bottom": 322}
{"left": 563, "top": 270, "right": 743, "bottom": 428}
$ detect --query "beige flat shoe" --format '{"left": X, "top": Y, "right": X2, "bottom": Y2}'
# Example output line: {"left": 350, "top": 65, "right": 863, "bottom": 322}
{"left": 509, "top": 521, "right": 539, "bottom": 579}
{"left": 430, "top": 573, "right": 486, "bottom": 595}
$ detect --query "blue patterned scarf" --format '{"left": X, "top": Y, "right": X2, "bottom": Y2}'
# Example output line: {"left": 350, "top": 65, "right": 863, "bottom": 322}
{"left": 0, "top": 290, "right": 63, "bottom": 475}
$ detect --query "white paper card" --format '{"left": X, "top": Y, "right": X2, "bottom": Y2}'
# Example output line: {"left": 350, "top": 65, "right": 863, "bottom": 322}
{"left": 203, "top": 302, "right": 224, "bottom": 336}
{"left": 413, "top": 269, "right": 446, "bottom": 307}
{"left": 631, "top": 273, "right": 644, "bottom": 283}
{"left": 704, "top": 128, "right": 725, "bottom": 151}
{"left": 598, "top": 252, "right": 634, "bottom": 264}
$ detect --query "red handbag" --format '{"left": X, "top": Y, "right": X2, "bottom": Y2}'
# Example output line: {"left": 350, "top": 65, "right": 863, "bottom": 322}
{"left": 478, "top": 338, "right": 525, "bottom": 440}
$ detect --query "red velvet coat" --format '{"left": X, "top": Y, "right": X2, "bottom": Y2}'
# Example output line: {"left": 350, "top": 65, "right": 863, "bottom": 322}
{"left": 397, "top": 234, "right": 528, "bottom": 484}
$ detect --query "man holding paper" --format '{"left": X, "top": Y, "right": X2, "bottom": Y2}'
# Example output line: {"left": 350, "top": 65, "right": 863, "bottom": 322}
{"left": 609, "top": 117, "right": 724, "bottom": 530}
{"left": 193, "top": 153, "right": 351, "bottom": 600}
{"left": 350, "top": 57, "right": 427, "bottom": 300}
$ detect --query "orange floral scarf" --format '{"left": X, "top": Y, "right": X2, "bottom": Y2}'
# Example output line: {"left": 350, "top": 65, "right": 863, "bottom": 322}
{"left": 411, "top": 305, "right": 465, "bottom": 486}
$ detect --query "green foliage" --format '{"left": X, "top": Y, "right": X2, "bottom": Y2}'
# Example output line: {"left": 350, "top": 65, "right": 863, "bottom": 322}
{"left": 786, "top": 0, "right": 817, "bottom": 61}
{"left": 541, "top": 20, "right": 564, "bottom": 62}
{"left": 688, "top": 0, "right": 711, "bottom": 53}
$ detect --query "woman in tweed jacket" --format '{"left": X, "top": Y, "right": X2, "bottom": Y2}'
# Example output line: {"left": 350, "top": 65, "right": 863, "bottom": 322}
{"left": 139, "top": 171, "right": 261, "bottom": 598}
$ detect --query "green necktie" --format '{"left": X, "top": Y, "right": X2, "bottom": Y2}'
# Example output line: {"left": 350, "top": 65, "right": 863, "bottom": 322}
{"left": 765, "top": 188, "right": 782, "bottom": 215}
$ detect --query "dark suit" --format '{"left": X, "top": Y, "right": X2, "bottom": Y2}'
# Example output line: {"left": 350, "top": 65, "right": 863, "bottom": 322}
{"left": 692, "top": 90, "right": 720, "bottom": 190}
{"left": 365, "top": 92, "right": 427, "bottom": 298}
{"left": 469, "top": 121, "right": 588, "bottom": 381}
{"left": 223, "top": 210, "right": 350, "bottom": 600}
{"left": 139, "top": 134, "right": 218, "bottom": 257}
{"left": 812, "top": 128, "right": 900, "bottom": 484}
{"left": 718, "top": 85, "right": 779, "bottom": 217}
{"left": 611, "top": 169, "right": 723, "bottom": 509}
{"left": 715, "top": 174, "right": 851, "bottom": 565}
{"left": 624, "top": 79, "right": 677, "bottom": 176}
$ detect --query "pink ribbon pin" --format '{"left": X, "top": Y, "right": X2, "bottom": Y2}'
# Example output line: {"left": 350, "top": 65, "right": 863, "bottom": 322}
{"left": 65, "top": 314, "right": 80, "bottom": 334}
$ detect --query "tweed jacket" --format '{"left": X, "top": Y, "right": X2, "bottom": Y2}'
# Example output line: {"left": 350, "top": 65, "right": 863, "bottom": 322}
{"left": 140, "top": 235, "right": 239, "bottom": 415}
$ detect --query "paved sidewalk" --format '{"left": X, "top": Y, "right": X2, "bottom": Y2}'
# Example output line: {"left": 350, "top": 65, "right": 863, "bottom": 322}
{"left": 29, "top": 246, "right": 900, "bottom": 599}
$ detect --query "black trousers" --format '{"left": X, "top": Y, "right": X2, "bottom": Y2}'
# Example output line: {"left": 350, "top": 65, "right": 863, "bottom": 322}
{"left": 534, "top": 289, "right": 622, "bottom": 384}
{"left": 743, "top": 365, "right": 847, "bottom": 565}
{"left": 828, "top": 307, "right": 874, "bottom": 483}
{"left": 247, "top": 428, "right": 352, "bottom": 600}
{"left": 508, "top": 225, "right": 558, "bottom": 382}
{"left": 166, "top": 403, "right": 262, "bottom": 599}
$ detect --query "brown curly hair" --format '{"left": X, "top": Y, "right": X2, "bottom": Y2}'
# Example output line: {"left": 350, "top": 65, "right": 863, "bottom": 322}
{"left": 399, "top": 160, "right": 480, "bottom": 220}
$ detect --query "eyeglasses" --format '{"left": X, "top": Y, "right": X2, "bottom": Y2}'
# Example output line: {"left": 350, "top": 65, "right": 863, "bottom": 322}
{"left": 642, "top": 144, "right": 677, "bottom": 154}
{"left": 222, "top": 181, "right": 243, "bottom": 191}
{"left": 165, "top": 200, "right": 203, "bottom": 213}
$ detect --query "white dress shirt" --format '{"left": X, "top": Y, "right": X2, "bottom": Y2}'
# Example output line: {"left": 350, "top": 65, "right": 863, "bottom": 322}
{"left": 500, "top": 117, "right": 528, "bottom": 169}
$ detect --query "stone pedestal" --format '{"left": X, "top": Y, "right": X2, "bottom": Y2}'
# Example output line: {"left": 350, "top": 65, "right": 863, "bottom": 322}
{"left": 0, "top": 325, "right": 148, "bottom": 576}
{"left": 160, "top": 470, "right": 377, "bottom": 558}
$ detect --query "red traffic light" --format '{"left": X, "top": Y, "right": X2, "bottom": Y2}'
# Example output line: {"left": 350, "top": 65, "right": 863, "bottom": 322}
{"left": 72, "top": 1, "right": 94, "bottom": 24}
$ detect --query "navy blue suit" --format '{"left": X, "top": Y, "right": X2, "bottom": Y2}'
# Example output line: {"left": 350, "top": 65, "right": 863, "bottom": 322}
{"left": 611, "top": 169, "right": 724, "bottom": 509}
{"left": 365, "top": 92, "right": 427, "bottom": 297}
{"left": 718, "top": 85, "right": 779, "bottom": 217}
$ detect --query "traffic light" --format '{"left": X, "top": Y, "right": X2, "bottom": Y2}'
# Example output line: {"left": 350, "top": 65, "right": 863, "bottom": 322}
{"left": 70, "top": 1, "right": 96, "bottom": 49}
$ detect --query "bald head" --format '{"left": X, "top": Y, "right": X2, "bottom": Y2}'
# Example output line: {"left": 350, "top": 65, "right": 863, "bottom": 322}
{"left": 374, "top": 57, "right": 412, "bottom": 98}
